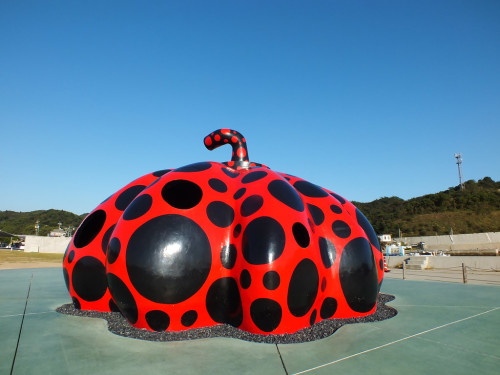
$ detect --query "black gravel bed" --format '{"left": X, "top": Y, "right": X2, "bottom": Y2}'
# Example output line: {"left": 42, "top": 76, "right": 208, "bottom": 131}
{"left": 56, "top": 294, "right": 397, "bottom": 344}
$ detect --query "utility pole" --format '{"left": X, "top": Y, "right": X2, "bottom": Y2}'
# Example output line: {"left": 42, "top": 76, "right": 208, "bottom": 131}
{"left": 454, "top": 153, "right": 464, "bottom": 190}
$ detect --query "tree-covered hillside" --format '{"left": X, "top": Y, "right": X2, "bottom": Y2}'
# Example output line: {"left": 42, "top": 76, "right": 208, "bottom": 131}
{"left": 353, "top": 177, "right": 500, "bottom": 237}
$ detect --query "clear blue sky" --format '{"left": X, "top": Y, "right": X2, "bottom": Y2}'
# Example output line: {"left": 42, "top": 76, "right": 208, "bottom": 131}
{"left": 1, "top": 0, "right": 499, "bottom": 215}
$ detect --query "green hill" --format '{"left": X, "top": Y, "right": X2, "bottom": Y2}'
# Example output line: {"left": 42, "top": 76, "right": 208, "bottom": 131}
{"left": 1, "top": 177, "right": 499, "bottom": 239}
{"left": 353, "top": 177, "right": 500, "bottom": 237}
{"left": 0, "top": 210, "right": 87, "bottom": 237}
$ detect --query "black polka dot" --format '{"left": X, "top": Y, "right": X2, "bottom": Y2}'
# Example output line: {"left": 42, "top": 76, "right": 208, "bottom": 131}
{"left": 209, "top": 178, "right": 227, "bottom": 193}
{"left": 101, "top": 224, "right": 116, "bottom": 254}
{"left": 240, "top": 195, "right": 264, "bottom": 217}
{"left": 145, "top": 310, "right": 170, "bottom": 332}
{"left": 109, "top": 299, "right": 120, "bottom": 312}
{"left": 320, "top": 297, "right": 338, "bottom": 319}
{"left": 63, "top": 267, "right": 69, "bottom": 292}
{"left": 330, "top": 192, "right": 346, "bottom": 204}
{"left": 339, "top": 237, "right": 378, "bottom": 313}
{"left": 107, "top": 237, "right": 121, "bottom": 264}
{"left": 181, "top": 310, "right": 198, "bottom": 327}
{"left": 152, "top": 169, "right": 171, "bottom": 177}
{"left": 68, "top": 250, "right": 75, "bottom": 263}
{"left": 220, "top": 244, "right": 237, "bottom": 269}
{"left": 72, "top": 296, "right": 81, "bottom": 310}
{"left": 206, "top": 201, "right": 235, "bottom": 228}
{"left": 162, "top": 179, "right": 203, "bottom": 209}
{"left": 126, "top": 215, "right": 211, "bottom": 304}
{"left": 307, "top": 204, "right": 325, "bottom": 225}
{"left": 221, "top": 167, "right": 239, "bottom": 178}
{"left": 123, "top": 194, "right": 152, "bottom": 220}
{"left": 356, "top": 208, "right": 381, "bottom": 251}
{"left": 332, "top": 220, "right": 351, "bottom": 238}
{"left": 107, "top": 273, "right": 138, "bottom": 324}
{"left": 287, "top": 258, "right": 319, "bottom": 317}
{"left": 330, "top": 205, "right": 342, "bottom": 214}
{"left": 233, "top": 224, "right": 242, "bottom": 238}
{"left": 319, "top": 237, "right": 336, "bottom": 268}
{"left": 241, "top": 170, "right": 268, "bottom": 184}
{"left": 115, "top": 185, "right": 147, "bottom": 211}
{"left": 263, "top": 271, "right": 280, "bottom": 290}
{"left": 268, "top": 180, "right": 305, "bottom": 212}
{"left": 240, "top": 269, "right": 251, "bottom": 289}
{"left": 205, "top": 277, "right": 243, "bottom": 327}
{"left": 233, "top": 188, "right": 246, "bottom": 199}
{"left": 309, "top": 309, "right": 317, "bottom": 326}
{"left": 242, "top": 217, "right": 286, "bottom": 265}
{"left": 73, "top": 210, "right": 106, "bottom": 248}
{"left": 292, "top": 222, "right": 310, "bottom": 248}
{"left": 250, "top": 298, "right": 282, "bottom": 333}
{"left": 63, "top": 243, "right": 70, "bottom": 261}
{"left": 293, "top": 180, "right": 328, "bottom": 198}
{"left": 379, "top": 258, "right": 384, "bottom": 271}
{"left": 175, "top": 162, "right": 212, "bottom": 172}
{"left": 321, "top": 277, "right": 326, "bottom": 292}
{"left": 72, "top": 256, "right": 107, "bottom": 302}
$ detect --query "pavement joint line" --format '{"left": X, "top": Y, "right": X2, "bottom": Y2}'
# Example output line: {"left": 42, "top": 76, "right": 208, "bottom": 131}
{"left": 290, "top": 306, "right": 500, "bottom": 375}
{"left": 0, "top": 311, "right": 55, "bottom": 319}
{"left": 275, "top": 344, "right": 289, "bottom": 375}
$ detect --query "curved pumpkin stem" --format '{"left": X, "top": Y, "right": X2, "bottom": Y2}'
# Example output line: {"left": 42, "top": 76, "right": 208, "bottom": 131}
{"left": 204, "top": 129, "right": 249, "bottom": 163}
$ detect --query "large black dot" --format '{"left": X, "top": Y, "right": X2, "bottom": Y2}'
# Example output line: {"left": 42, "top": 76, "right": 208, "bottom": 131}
{"left": 181, "top": 310, "right": 198, "bottom": 327}
{"left": 268, "top": 180, "right": 305, "bottom": 212}
{"left": 292, "top": 222, "right": 310, "bottom": 248}
{"left": 115, "top": 185, "right": 147, "bottom": 211}
{"left": 205, "top": 277, "right": 243, "bottom": 327}
{"left": 319, "top": 237, "right": 336, "bottom": 268}
{"left": 240, "top": 269, "right": 251, "bottom": 289}
{"left": 107, "top": 273, "right": 138, "bottom": 324}
{"left": 307, "top": 204, "right": 325, "bottom": 225}
{"left": 107, "top": 237, "right": 121, "bottom": 264}
{"left": 293, "top": 180, "right": 328, "bottom": 198}
{"left": 250, "top": 298, "right": 282, "bottom": 333}
{"left": 101, "top": 224, "right": 116, "bottom": 254}
{"left": 71, "top": 256, "right": 107, "bottom": 302}
{"left": 287, "top": 258, "right": 319, "bottom": 317}
{"left": 152, "top": 169, "right": 172, "bottom": 177}
{"left": 175, "top": 162, "right": 212, "bottom": 172}
{"left": 320, "top": 297, "right": 338, "bottom": 319}
{"left": 339, "top": 237, "right": 379, "bottom": 313}
{"left": 242, "top": 217, "right": 286, "bottom": 265}
{"left": 241, "top": 170, "right": 268, "bottom": 184}
{"left": 263, "top": 271, "right": 280, "bottom": 290}
{"left": 240, "top": 195, "right": 264, "bottom": 217}
{"left": 73, "top": 210, "right": 106, "bottom": 248}
{"left": 206, "top": 201, "right": 235, "bottom": 228}
{"left": 145, "top": 310, "right": 170, "bottom": 332}
{"left": 330, "top": 192, "right": 346, "bottom": 204}
{"left": 63, "top": 268, "right": 70, "bottom": 292}
{"left": 221, "top": 167, "right": 239, "bottom": 178}
{"left": 126, "top": 215, "right": 212, "bottom": 304}
{"left": 332, "top": 220, "right": 351, "bottom": 238}
{"left": 356, "top": 208, "right": 381, "bottom": 251}
{"left": 109, "top": 299, "right": 120, "bottom": 312}
{"left": 162, "top": 180, "right": 203, "bottom": 209}
{"left": 233, "top": 188, "right": 246, "bottom": 199}
{"left": 123, "top": 194, "right": 152, "bottom": 220}
{"left": 220, "top": 244, "right": 237, "bottom": 269}
{"left": 209, "top": 178, "right": 227, "bottom": 193}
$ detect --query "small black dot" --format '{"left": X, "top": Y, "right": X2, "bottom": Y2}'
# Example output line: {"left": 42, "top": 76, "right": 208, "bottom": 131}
{"left": 233, "top": 224, "right": 242, "bottom": 238}
{"left": 162, "top": 180, "right": 203, "bottom": 209}
{"left": 241, "top": 171, "right": 268, "bottom": 184}
{"left": 240, "top": 195, "right": 264, "bottom": 217}
{"left": 152, "top": 169, "right": 171, "bottom": 177}
{"left": 220, "top": 244, "right": 237, "bottom": 269}
{"left": 123, "top": 194, "right": 152, "bottom": 220}
{"left": 293, "top": 180, "right": 328, "bottom": 198}
{"left": 181, "top": 310, "right": 198, "bottom": 327}
{"left": 107, "top": 237, "right": 121, "bottom": 264}
{"left": 310, "top": 309, "right": 317, "bottom": 326}
{"left": 330, "top": 205, "right": 343, "bottom": 214}
{"left": 145, "top": 310, "right": 170, "bottom": 332}
{"left": 319, "top": 237, "right": 336, "bottom": 268}
{"left": 307, "top": 204, "right": 325, "bottom": 225}
{"left": 221, "top": 167, "right": 239, "bottom": 178}
{"left": 268, "top": 179, "right": 305, "bottom": 212}
{"left": 68, "top": 250, "right": 75, "bottom": 263}
{"left": 115, "top": 185, "right": 147, "bottom": 211}
{"left": 233, "top": 188, "right": 246, "bottom": 199}
{"left": 263, "top": 271, "right": 280, "bottom": 290}
{"left": 292, "top": 222, "right": 310, "bottom": 248}
{"left": 101, "top": 224, "right": 116, "bottom": 254}
{"left": 240, "top": 269, "right": 251, "bottom": 289}
{"left": 206, "top": 201, "right": 235, "bottom": 228}
{"left": 320, "top": 297, "right": 338, "bottom": 319}
{"left": 250, "top": 298, "right": 282, "bottom": 333}
{"left": 332, "top": 220, "right": 351, "bottom": 238}
{"left": 208, "top": 178, "right": 227, "bottom": 193}
{"left": 330, "top": 192, "right": 346, "bottom": 204}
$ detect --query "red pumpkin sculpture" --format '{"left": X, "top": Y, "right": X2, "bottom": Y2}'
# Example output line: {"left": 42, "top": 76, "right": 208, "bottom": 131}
{"left": 64, "top": 129, "right": 384, "bottom": 335}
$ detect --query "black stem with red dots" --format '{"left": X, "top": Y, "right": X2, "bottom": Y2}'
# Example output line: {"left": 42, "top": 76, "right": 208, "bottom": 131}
{"left": 204, "top": 129, "right": 249, "bottom": 164}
